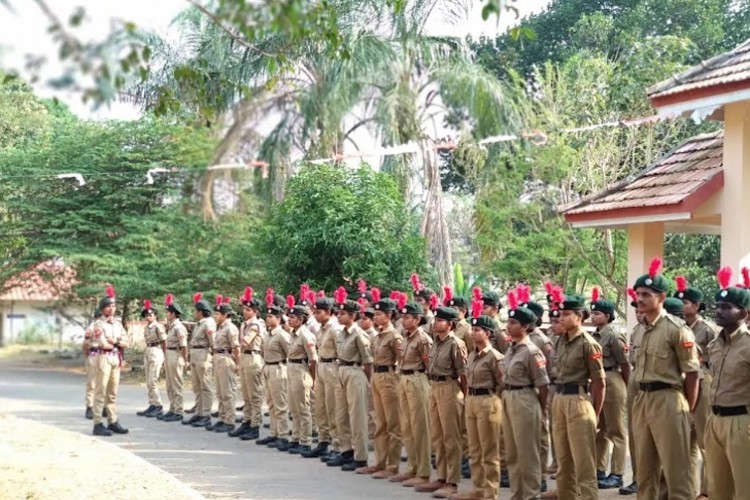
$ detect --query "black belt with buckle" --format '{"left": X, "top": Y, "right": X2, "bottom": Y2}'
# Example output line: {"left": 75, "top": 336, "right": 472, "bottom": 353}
{"left": 289, "top": 359, "right": 306, "bottom": 364}
{"left": 243, "top": 350, "right": 261, "bottom": 354}
{"left": 401, "top": 369, "right": 425, "bottom": 375}
{"left": 265, "top": 361, "right": 286, "bottom": 365}
{"left": 506, "top": 384, "right": 534, "bottom": 391}
{"left": 214, "top": 349, "right": 230, "bottom": 354}
{"left": 557, "top": 383, "right": 588, "bottom": 395}
{"left": 373, "top": 365, "right": 394, "bottom": 373}
{"left": 191, "top": 346, "right": 208, "bottom": 349}
{"left": 339, "top": 360, "right": 360, "bottom": 366}
{"left": 146, "top": 342, "right": 161, "bottom": 347}
{"left": 468, "top": 387, "right": 492, "bottom": 396}
{"left": 639, "top": 381, "right": 672, "bottom": 392}
{"left": 430, "top": 375, "right": 456, "bottom": 382}
{"left": 320, "top": 357, "right": 336, "bottom": 363}
{"left": 603, "top": 366, "right": 617, "bottom": 372}
{"left": 711, "top": 405, "right": 748, "bottom": 416}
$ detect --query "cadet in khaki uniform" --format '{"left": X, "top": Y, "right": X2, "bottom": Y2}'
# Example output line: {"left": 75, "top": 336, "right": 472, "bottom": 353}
{"left": 415, "top": 306, "right": 467, "bottom": 498}
{"left": 674, "top": 276, "right": 717, "bottom": 500}
{"left": 503, "top": 292, "right": 550, "bottom": 500}
{"left": 360, "top": 297, "right": 403, "bottom": 478}
{"left": 230, "top": 287, "right": 266, "bottom": 440}
{"left": 208, "top": 296, "right": 240, "bottom": 433}
{"left": 183, "top": 293, "right": 216, "bottom": 428}
{"left": 160, "top": 295, "right": 188, "bottom": 422}
{"left": 390, "top": 301, "right": 433, "bottom": 486}
{"left": 254, "top": 292, "right": 291, "bottom": 447}
{"left": 619, "top": 288, "right": 643, "bottom": 496}
{"left": 412, "top": 273, "right": 436, "bottom": 338}
{"left": 91, "top": 285, "right": 130, "bottom": 436}
{"left": 450, "top": 300, "right": 504, "bottom": 500}
{"left": 84, "top": 309, "right": 102, "bottom": 420}
{"left": 631, "top": 259, "right": 700, "bottom": 500}
{"left": 137, "top": 300, "right": 166, "bottom": 418}
{"left": 552, "top": 294, "right": 605, "bottom": 500}
{"left": 329, "top": 296, "right": 374, "bottom": 471}
{"left": 587, "top": 290, "right": 629, "bottom": 490}
{"left": 705, "top": 272, "right": 750, "bottom": 499}
{"left": 283, "top": 299, "right": 318, "bottom": 454}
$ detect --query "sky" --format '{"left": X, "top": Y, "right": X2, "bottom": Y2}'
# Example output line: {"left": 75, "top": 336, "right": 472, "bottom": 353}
{"left": 0, "top": 0, "right": 550, "bottom": 119}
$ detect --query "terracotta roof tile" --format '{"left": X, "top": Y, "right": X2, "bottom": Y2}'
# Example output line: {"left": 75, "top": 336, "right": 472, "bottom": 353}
{"left": 0, "top": 260, "right": 77, "bottom": 302}
{"left": 648, "top": 39, "right": 750, "bottom": 99}
{"left": 560, "top": 130, "right": 723, "bottom": 217}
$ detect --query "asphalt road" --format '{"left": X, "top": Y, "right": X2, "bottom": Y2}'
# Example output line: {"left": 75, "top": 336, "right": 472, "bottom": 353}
{"left": 0, "top": 360, "right": 635, "bottom": 499}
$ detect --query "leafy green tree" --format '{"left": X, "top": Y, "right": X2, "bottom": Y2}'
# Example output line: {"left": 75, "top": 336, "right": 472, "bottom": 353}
{"left": 0, "top": 75, "right": 50, "bottom": 149}
{"left": 258, "top": 163, "right": 429, "bottom": 292}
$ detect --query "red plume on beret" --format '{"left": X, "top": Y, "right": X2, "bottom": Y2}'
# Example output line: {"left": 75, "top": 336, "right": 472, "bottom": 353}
{"left": 543, "top": 281, "right": 554, "bottom": 296}
{"left": 317, "top": 290, "right": 325, "bottom": 297}
{"left": 286, "top": 295, "right": 295, "bottom": 309}
{"left": 357, "top": 279, "right": 367, "bottom": 294}
{"left": 675, "top": 276, "right": 687, "bottom": 293}
{"left": 471, "top": 299, "right": 483, "bottom": 319}
{"left": 215, "top": 295, "right": 223, "bottom": 306}
{"left": 396, "top": 292, "right": 407, "bottom": 310}
{"left": 334, "top": 286, "right": 347, "bottom": 305}
{"left": 742, "top": 267, "right": 750, "bottom": 288}
{"left": 306, "top": 290, "right": 316, "bottom": 304}
{"left": 357, "top": 297, "right": 367, "bottom": 313}
{"left": 472, "top": 287, "right": 482, "bottom": 301}
{"left": 591, "top": 287, "right": 600, "bottom": 303}
{"left": 105, "top": 285, "right": 115, "bottom": 299}
{"left": 717, "top": 266, "right": 733, "bottom": 290}
{"left": 507, "top": 290, "right": 519, "bottom": 310}
{"left": 627, "top": 288, "right": 638, "bottom": 302}
{"left": 242, "top": 287, "right": 253, "bottom": 303}
{"left": 193, "top": 292, "right": 203, "bottom": 304}
{"left": 517, "top": 284, "right": 531, "bottom": 304}
{"left": 143, "top": 299, "right": 152, "bottom": 310}
{"left": 410, "top": 273, "right": 423, "bottom": 292}
{"left": 370, "top": 287, "right": 381, "bottom": 303}
{"left": 165, "top": 294, "right": 174, "bottom": 306}
{"left": 390, "top": 291, "right": 399, "bottom": 300}
{"left": 429, "top": 294, "right": 439, "bottom": 311}
{"left": 443, "top": 286, "right": 453, "bottom": 306}
{"left": 222, "top": 296, "right": 230, "bottom": 304}
{"left": 265, "top": 288, "right": 274, "bottom": 307}
{"left": 648, "top": 257, "right": 662, "bottom": 278}
{"left": 551, "top": 286, "right": 565, "bottom": 305}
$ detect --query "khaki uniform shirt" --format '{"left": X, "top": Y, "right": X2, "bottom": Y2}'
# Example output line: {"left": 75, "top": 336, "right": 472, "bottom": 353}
{"left": 264, "top": 326, "right": 290, "bottom": 363}
{"left": 372, "top": 323, "right": 402, "bottom": 368}
{"left": 466, "top": 345, "right": 504, "bottom": 392}
{"left": 317, "top": 321, "right": 340, "bottom": 360}
{"left": 90, "top": 317, "right": 126, "bottom": 349}
{"left": 490, "top": 315, "right": 510, "bottom": 354}
{"left": 504, "top": 336, "right": 550, "bottom": 387}
{"left": 364, "top": 326, "right": 378, "bottom": 341}
{"left": 400, "top": 327, "right": 432, "bottom": 371}
{"left": 240, "top": 318, "right": 265, "bottom": 352}
{"left": 144, "top": 320, "right": 166, "bottom": 345}
{"left": 337, "top": 325, "right": 374, "bottom": 364}
{"left": 427, "top": 333, "right": 466, "bottom": 378}
{"left": 454, "top": 319, "right": 474, "bottom": 354}
{"left": 529, "top": 327, "right": 555, "bottom": 377}
{"left": 689, "top": 316, "right": 718, "bottom": 368}
{"left": 708, "top": 325, "right": 750, "bottom": 407}
{"left": 555, "top": 328, "right": 605, "bottom": 385}
{"left": 214, "top": 319, "right": 239, "bottom": 352}
{"left": 166, "top": 319, "right": 188, "bottom": 349}
{"left": 632, "top": 310, "right": 700, "bottom": 385}
{"left": 288, "top": 326, "right": 318, "bottom": 362}
{"left": 423, "top": 311, "right": 435, "bottom": 339}
{"left": 191, "top": 317, "right": 217, "bottom": 349}
{"left": 593, "top": 324, "right": 628, "bottom": 370}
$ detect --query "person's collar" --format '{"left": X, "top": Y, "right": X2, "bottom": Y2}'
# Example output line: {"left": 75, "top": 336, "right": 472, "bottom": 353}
{"left": 565, "top": 327, "right": 584, "bottom": 341}
{"left": 687, "top": 315, "right": 702, "bottom": 329}
{"left": 513, "top": 335, "right": 530, "bottom": 346}
{"left": 645, "top": 309, "right": 667, "bottom": 327}
{"left": 721, "top": 323, "right": 748, "bottom": 342}
{"left": 476, "top": 344, "right": 492, "bottom": 355}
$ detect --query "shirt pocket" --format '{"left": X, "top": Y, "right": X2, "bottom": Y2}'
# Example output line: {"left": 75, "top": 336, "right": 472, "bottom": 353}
{"left": 601, "top": 343, "right": 612, "bottom": 358}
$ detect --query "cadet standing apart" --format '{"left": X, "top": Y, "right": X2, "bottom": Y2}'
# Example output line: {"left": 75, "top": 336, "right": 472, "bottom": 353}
{"left": 137, "top": 300, "right": 166, "bottom": 418}
{"left": 161, "top": 294, "right": 188, "bottom": 422}
{"left": 183, "top": 293, "right": 216, "bottom": 428}
{"left": 209, "top": 296, "right": 240, "bottom": 433}
{"left": 84, "top": 309, "right": 102, "bottom": 420}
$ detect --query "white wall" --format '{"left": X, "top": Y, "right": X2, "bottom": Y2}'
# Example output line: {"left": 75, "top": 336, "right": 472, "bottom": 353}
{"left": 0, "top": 301, "right": 87, "bottom": 346}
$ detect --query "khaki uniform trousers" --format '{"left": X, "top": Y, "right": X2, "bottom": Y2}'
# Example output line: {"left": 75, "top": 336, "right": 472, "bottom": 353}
{"left": 93, "top": 353, "right": 121, "bottom": 425}
{"left": 85, "top": 354, "right": 97, "bottom": 408}
{"left": 633, "top": 389, "right": 693, "bottom": 500}
{"left": 552, "top": 392, "right": 598, "bottom": 500}
{"left": 705, "top": 412, "right": 750, "bottom": 499}
{"left": 213, "top": 354, "right": 237, "bottom": 425}
{"left": 372, "top": 370, "right": 402, "bottom": 472}
{"left": 465, "top": 394, "right": 502, "bottom": 499}
{"left": 240, "top": 353, "right": 264, "bottom": 426}
{"left": 596, "top": 371, "right": 627, "bottom": 474}
{"left": 504, "top": 388, "right": 543, "bottom": 500}
{"left": 690, "top": 370, "right": 711, "bottom": 496}
{"left": 547, "top": 388, "right": 557, "bottom": 472}
{"left": 335, "top": 366, "right": 370, "bottom": 461}
{"left": 190, "top": 348, "right": 214, "bottom": 417}
{"left": 289, "top": 362, "right": 313, "bottom": 446}
{"left": 315, "top": 361, "right": 339, "bottom": 449}
{"left": 429, "top": 380, "right": 464, "bottom": 484}
{"left": 264, "top": 363, "right": 289, "bottom": 438}
{"left": 398, "top": 372, "right": 432, "bottom": 478}
{"left": 144, "top": 346, "right": 164, "bottom": 406}
{"left": 626, "top": 375, "right": 638, "bottom": 481}
{"left": 165, "top": 350, "right": 186, "bottom": 414}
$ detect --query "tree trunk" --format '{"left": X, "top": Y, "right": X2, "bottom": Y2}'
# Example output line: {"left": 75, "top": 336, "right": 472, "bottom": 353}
{"left": 419, "top": 140, "right": 453, "bottom": 287}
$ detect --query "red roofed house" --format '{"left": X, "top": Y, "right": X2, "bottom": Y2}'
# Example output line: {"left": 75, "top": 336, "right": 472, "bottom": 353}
{"left": 0, "top": 260, "right": 87, "bottom": 346}
{"left": 560, "top": 38, "right": 750, "bottom": 326}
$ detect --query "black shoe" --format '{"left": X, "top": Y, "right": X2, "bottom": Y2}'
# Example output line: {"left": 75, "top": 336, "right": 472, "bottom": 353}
{"left": 597, "top": 470, "right": 608, "bottom": 482}
{"left": 461, "top": 458, "right": 471, "bottom": 479}
{"left": 287, "top": 443, "right": 303, "bottom": 454}
{"left": 541, "top": 479, "right": 547, "bottom": 493}
{"left": 211, "top": 411, "right": 219, "bottom": 418}
{"left": 278, "top": 440, "right": 297, "bottom": 452}
{"left": 108, "top": 421, "right": 129, "bottom": 434}
{"left": 327, "top": 450, "right": 354, "bottom": 467}
{"left": 163, "top": 413, "right": 183, "bottom": 422}
{"left": 619, "top": 481, "right": 638, "bottom": 495}
{"left": 263, "top": 422, "right": 270, "bottom": 429}
{"left": 321, "top": 450, "right": 339, "bottom": 462}
{"left": 216, "top": 423, "right": 235, "bottom": 433}
{"left": 182, "top": 415, "right": 199, "bottom": 426}
{"left": 599, "top": 474, "right": 623, "bottom": 489}
{"left": 500, "top": 470, "right": 509, "bottom": 488}
{"left": 93, "top": 423, "right": 113, "bottom": 436}
{"left": 85, "top": 407, "right": 94, "bottom": 420}
{"left": 295, "top": 444, "right": 311, "bottom": 455}
{"left": 137, "top": 405, "right": 155, "bottom": 417}
{"left": 157, "top": 411, "right": 173, "bottom": 421}
{"left": 185, "top": 405, "right": 196, "bottom": 414}
{"left": 268, "top": 438, "right": 287, "bottom": 449}
{"left": 342, "top": 459, "right": 367, "bottom": 471}
{"left": 192, "top": 416, "right": 211, "bottom": 428}
{"left": 255, "top": 436, "right": 275, "bottom": 445}
{"left": 244, "top": 426, "right": 260, "bottom": 440}
{"left": 229, "top": 422, "right": 251, "bottom": 437}
{"left": 211, "top": 422, "right": 229, "bottom": 433}
{"left": 145, "top": 405, "right": 163, "bottom": 418}
{"left": 205, "top": 422, "right": 217, "bottom": 431}
{"left": 302, "top": 441, "right": 329, "bottom": 458}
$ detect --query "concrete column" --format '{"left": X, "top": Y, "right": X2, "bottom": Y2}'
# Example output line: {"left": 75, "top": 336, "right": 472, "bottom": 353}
{"left": 627, "top": 222, "right": 664, "bottom": 333}
{"left": 722, "top": 100, "right": 750, "bottom": 270}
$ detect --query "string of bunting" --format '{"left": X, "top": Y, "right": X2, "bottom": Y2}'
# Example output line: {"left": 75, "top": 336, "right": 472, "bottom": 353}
{"left": 6, "top": 111, "right": 678, "bottom": 187}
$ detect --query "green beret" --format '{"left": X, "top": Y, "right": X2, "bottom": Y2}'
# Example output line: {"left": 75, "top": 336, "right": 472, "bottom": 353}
{"left": 674, "top": 288, "right": 704, "bottom": 303}
{"left": 634, "top": 273, "right": 670, "bottom": 293}
{"left": 715, "top": 286, "right": 750, "bottom": 309}
{"left": 664, "top": 297, "right": 684, "bottom": 317}
{"left": 508, "top": 306, "right": 537, "bottom": 326}
{"left": 561, "top": 294, "right": 586, "bottom": 311}
{"left": 414, "top": 288, "right": 435, "bottom": 299}
{"left": 242, "top": 298, "right": 262, "bottom": 309}
{"left": 446, "top": 296, "right": 469, "bottom": 309}
{"left": 590, "top": 299, "right": 616, "bottom": 316}
{"left": 434, "top": 306, "right": 459, "bottom": 322}
{"left": 98, "top": 296, "right": 115, "bottom": 309}
{"left": 481, "top": 291, "right": 501, "bottom": 307}
{"left": 361, "top": 308, "right": 375, "bottom": 319}
{"left": 314, "top": 298, "right": 335, "bottom": 310}
{"left": 265, "top": 305, "right": 285, "bottom": 317}
{"left": 288, "top": 304, "right": 311, "bottom": 317}
{"left": 400, "top": 302, "right": 424, "bottom": 316}
{"left": 522, "top": 301, "right": 545, "bottom": 319}
{"left": 336, "top": 300, "right": 360, "bottom": 313}
{"left": 471, "top": 315, "right": 495, "bottom": 331}
{"left": 141, "top": 303, "right": 157, "bottom": 318}
{"left": 214, "top": 303, "right": 234, "bottom": 315}
{"left": 373, "top": 299, "right": 396, "bottom": 312}
{"left": 167, "top": 303, "right": 184, "bottom": 316}
{"left": 195, "top": 299, "right": 212, "bottom": 313}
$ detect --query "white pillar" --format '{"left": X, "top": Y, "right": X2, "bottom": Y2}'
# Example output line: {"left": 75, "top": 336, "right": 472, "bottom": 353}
{"left": 721, "top": 100, "right": 750, "bottom": 270}
{"left": 627, "top": 222, "right": 664, "bottom": 332}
